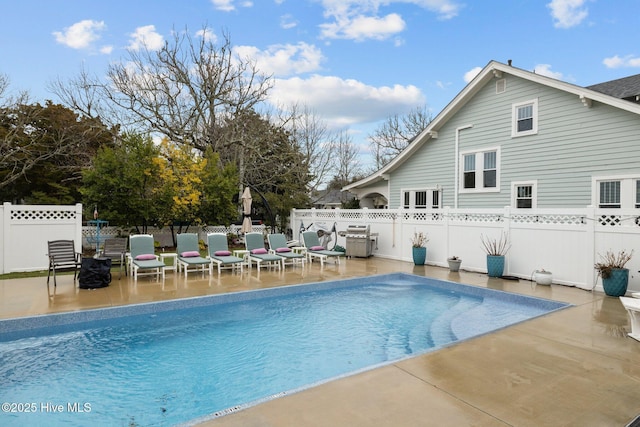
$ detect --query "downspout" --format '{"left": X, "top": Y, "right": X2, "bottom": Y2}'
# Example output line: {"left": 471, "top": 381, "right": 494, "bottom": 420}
{"left": 454, "top": 124, "right": 474, "bottom": 208}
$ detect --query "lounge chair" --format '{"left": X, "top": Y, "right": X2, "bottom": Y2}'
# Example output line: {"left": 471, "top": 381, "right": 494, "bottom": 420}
{"left": 47, "top": 240, "right": 82, "bottom": 286}
{"left": 206, "top": 233, "right": 244, "bottom": 274}
{"left": 267, "top": 233, "right": 305, "bottom": 268}
{"left": 176, "top": 233, "right": 212, "bottom": 277}
{"left": 101, "top": 237, "right": 128, "bottom": 279}
{"left": 245, "top": 232, "right": 282, "bottom": 271}
{"left": 302, "top": 231, "right": 342, "bottom": 266}
{"left": 129, "top": 234, "right": 165, "bottom": 281}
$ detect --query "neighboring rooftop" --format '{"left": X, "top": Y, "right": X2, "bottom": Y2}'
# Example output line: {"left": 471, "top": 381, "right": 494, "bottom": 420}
{"left": 587, "top": 73, "right": 640, "bottom": 103}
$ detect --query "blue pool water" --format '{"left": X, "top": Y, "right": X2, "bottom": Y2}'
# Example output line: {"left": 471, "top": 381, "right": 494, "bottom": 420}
{"left": 0, "top": 273, "right": 570, "bottom": 426}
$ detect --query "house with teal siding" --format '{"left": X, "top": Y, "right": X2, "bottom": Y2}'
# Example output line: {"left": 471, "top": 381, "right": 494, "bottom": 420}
{"left": 345, "top": 60, "right": 640, "bottom": 211}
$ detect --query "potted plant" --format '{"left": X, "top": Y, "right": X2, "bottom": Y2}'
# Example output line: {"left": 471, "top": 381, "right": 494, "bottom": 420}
{"left": 533, "top": 268, "right": 552, "bottom": 285}
{"left": 410, "top": 231, "right": 429, "bottom": 266}
{"left": 480, "top": 232, "right": 510, "bottom": 277}
{"left": 594, "top": 249, "right": 633, "bottom": 297}
{"left": 447, "top": 256, "right": 462, "bottom": 272}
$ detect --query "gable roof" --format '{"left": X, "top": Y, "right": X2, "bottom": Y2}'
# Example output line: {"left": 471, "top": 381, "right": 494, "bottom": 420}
{"left": 344, "top": 60, "right": 640, "bottom": 192}
{"left": 587, "top": 73, "right": 640, "bottom": 102}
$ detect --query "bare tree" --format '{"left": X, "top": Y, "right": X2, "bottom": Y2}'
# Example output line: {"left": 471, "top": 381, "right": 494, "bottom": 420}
{"left": 368, "top": 105, "right": 433, "bottom": 169}
{"left": 334, "top": 130, "right": 361, "bottom": 186}
{"left": 51, "top": 27, "right": 273, "bottom": 155}
{"left": 48, "top": 66, "right": 108, "bottom": 121}
{"left": 279, "top": 103, "right": 337, "bottom": 193}
{"left": 0, "top": 73, "right": 10, "bottom": 101}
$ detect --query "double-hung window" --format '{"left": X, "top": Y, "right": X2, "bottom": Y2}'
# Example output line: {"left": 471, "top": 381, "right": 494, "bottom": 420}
{"left": 483, "top": 151, "right": 497, "bottom": 188}
{"left": 402, "top": 188, "right": 441, "bottom": 209}
{"left": 593, "top": 176, "right": 640, "bottom": 208}
{"left": 512, "top": 99, "right": 538, "bottom": 137}
{"left": 512, "top": 181, "right": 537, "bottom": 208}
{"left": 460, "top": 148, "right": 500, "bottom": 192}
{"left": 599, "top": 181, "right": 621, "bottom": 208}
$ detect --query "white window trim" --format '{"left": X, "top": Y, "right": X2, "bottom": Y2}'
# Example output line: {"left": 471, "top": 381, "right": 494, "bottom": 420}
{"left": 511, "top": 98, "right": 538, "bottom": 137}
{"left": 511, "top": 180, "right": 537, "bottom": 208}
{"left": 401, "top": 187, "right": 441, "bottom": 209}
{"left": 459, "top": 147, "right": 500, "bottom": 194}
{"left": 591, "top": 174, "right": 640, "bottom": 208}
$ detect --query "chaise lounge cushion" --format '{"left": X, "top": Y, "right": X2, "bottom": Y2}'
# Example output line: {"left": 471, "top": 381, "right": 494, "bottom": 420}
{"left": 276, "top": 247, "right": 292, "bottom": 253}
{"left": 135, "top": 253, "right": 156, "bottom": 260}
{"left": 180, "top": 251, "right": 201, "bottom": 257}
{"left": 251, "top": 248, "right": 268, "bottom": 255}
{"left": 214, "top": 250, "right": 232, "bottom": 256}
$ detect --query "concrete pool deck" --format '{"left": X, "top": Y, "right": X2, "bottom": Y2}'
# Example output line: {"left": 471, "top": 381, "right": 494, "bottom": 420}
{"left": 1, "top": 257, "right": 639, "bottom": 426}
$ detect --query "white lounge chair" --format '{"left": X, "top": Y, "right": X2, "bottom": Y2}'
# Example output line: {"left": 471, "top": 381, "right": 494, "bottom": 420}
{"left": 245, "top": 232, "right": 282, "bottom": 271}
{"left": 176, "top": 233, "right": 212, "bottom": 277}
{"left": 129, "top": 235, "right": 165, "bottom": 281}
{"left": 267, "top": 233, "right": 305, "bottom": 268}
{"left": 206, "top": 233, "right": 244, "bottom": 274}
{"left": 301, "top": 231, "right": 342, "bottom": 266}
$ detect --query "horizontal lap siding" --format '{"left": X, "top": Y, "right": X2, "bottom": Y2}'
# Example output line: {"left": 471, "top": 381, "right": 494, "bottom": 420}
{"left": 390, "top": 74, "right": 640, "bottom": 209}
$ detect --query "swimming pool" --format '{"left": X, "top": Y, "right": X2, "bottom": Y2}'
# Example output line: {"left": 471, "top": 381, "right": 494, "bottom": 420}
{"left": 0, "top": 273, "right": 570, "bottom": 426}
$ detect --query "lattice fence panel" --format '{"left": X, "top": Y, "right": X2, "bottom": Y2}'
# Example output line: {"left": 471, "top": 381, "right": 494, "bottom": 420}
{"left": 11, "top": 209, "right": 77, "bottom": 221}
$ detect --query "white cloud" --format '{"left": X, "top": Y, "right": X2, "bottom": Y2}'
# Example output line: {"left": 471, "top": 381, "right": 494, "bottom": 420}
{"left": 280, "top": 14, "right": 298, "bottom": 29}
{"left": 603, "top": 54, "right": 640, "bottom": 68}
{"left": 320, "top": 13, "right": 406, "bottom": 41}
{"left": 234, "top": 42, "right": 325, "bottom": 76}
{"left": 100, "top": 45, "right": 114, "bottom": 55}
{"left": 53, "top": 19, "right": 106, "bottom": 50}
{"left": 463, "top": 67, "right": 482, "bottom": 83}
{"left": 268, "top": 74, "right": 425, "bottom": 127}
{"left": 127, "top": 25, "right": 164, "bottom": 51}
{"left": 533, "top": 64, "right": 563, "bottom": 79}
{"left": 211, "top": 0, "right": 235, "bottom": 11}
{"left": 547, "top": 0, "right": 589, "bottom": 29}
{"left": 319, "top": 0, "right": 462, "bottom": 41}
{"left": 210, "top": 0, "right": 253, "bottom": 11}
{"left": 196, "top": 28, "right": 217, "bottom": 43}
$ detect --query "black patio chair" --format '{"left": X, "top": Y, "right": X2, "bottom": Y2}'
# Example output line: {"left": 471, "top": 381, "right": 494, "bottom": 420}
{"left": 101, "top": 237, "right": 128, "bottom": 279}
{"left": 47, "top": 240, "right": 82, "bottom": 286}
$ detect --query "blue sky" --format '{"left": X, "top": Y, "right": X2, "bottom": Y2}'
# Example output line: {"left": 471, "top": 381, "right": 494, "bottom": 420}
{"left": 1, "top": 0, "right": 639, "bottom": 168}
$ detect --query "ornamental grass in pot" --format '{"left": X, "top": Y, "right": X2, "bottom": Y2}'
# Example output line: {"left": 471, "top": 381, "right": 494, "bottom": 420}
{"left": 410, "top": 231, "right": 428, "bottom": 266}
{"left": 480, "top": 232, "right": 510, "bottom": 278}
{"left": 594, "top": 249, "right": 633, "bottom": 297}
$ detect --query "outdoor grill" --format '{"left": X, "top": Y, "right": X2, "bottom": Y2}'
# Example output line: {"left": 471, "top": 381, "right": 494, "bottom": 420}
{"left": 345, "top": 225, "right": 374, "bottom": 258}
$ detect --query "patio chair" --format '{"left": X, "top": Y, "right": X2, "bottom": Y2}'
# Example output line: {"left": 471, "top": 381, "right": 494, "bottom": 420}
{"left": 129, "top": 234, "right": 165, "bottom": 281}
{"left": 176, "top": 233, "right": 212, "bottom": 277}
{"left": 47, "top": 240, "right": 82, "bottom": 286}
{"left": 101, "top": 237, "right": 128, "bottom": 279}
{"left": 245, "top": 232, "right": 282, "bottom": 271}
{"left": 302, "top": 231, "right": 342, "bottom": 266}
{"left": 206, "top": 233, "right": 244, "bottom": 274}
{"left": 267, "top": 233, "right": 305, "bottom": 268}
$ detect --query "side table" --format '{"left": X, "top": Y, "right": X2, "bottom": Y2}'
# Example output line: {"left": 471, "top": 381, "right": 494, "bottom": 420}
{"left": 160, "top": 253, "right": 178, "bottom": 272}
{"left": 233, "top": 249, "right": 251, "bottom": 269}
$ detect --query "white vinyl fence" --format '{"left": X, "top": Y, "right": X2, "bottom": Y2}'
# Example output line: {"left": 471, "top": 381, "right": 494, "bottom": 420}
{"left": 0, "top": 203, "right": 83, "bottom": 274}
{"left": 290, "top": 206, "right": 640, "bottom": 293}
{"left": 3, "top": 201, "right": 640, "bottom": 295}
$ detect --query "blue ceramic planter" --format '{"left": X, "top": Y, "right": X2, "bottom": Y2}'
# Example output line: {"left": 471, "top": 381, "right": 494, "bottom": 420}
{"left": 602, "top": 268, "right": 628, "bottom": 297}
{"left": 412, "top": 247, "right": 426, "bottom": 265}
{"left": 486, "top": 255, "right": 505, "bottom": 277}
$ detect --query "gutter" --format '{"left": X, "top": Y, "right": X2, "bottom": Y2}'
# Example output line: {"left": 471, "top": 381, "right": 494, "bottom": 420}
{"left": 455, "top": 124, "right": 473, "bottom": 208}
